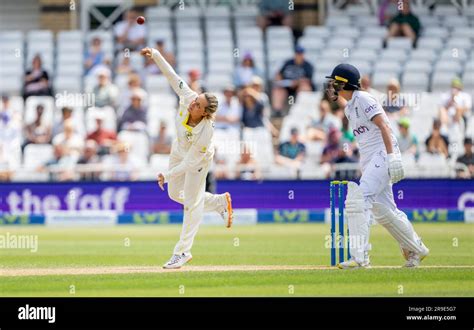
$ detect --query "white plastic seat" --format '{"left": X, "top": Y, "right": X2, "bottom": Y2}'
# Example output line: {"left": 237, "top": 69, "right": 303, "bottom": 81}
{"left": 409, "top": 49, "right": 437, "bottom": 63}
{"left": 402, "top": 73, "right": 430, "bottom": 92}
{"left": 386, "top": 37, "right": 412, "bottom": 50}
{"left": 404, "top": 60, "right": 432, "bottom": 74}
{"left": 357, "top": 37, "right": 383, "bottom": 50}
{"left": 54, "top": 76, "right": 82, "bottom": 93}
{"left": 434, "top": 61, "right": 462, "bottom": 74}
{"left": 304, "top": 26, "right": 330, "bottom": 39}
{"left": 23, "top": 144, "right": 54, "bottom": 170}
{"left": 431, "top": 72, "right": 458, "bottom": 92}
{"left": 117, "top": 130, "right": 150, "bottom": 163}
{"left": 417, "top": 38, "right": 443, "bottom": 50}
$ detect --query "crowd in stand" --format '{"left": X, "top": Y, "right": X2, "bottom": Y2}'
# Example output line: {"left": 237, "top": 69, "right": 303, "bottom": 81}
{"left": 0, "top": 2, "right": 473, "bottom": 181}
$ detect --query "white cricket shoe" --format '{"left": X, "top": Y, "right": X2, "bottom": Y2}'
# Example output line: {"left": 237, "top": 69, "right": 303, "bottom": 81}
{"left": 403, "top": 248, "right": 429, "bottom": 268}
{"left": 338, "top": 253, "right": 371, "bottom": 269}
{"left": 218, "top": 192, "right": 233, "bottom": 228}
{"left": 402, "top": 240, "right": 429, "bottom": 268}
{"left": 163, "top": 253, "right": 193, "bottom": 269}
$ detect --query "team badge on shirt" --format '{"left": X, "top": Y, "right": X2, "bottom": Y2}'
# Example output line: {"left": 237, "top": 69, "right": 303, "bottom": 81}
{"left": 185, "top": 131, "right": 193, "bottom": 142}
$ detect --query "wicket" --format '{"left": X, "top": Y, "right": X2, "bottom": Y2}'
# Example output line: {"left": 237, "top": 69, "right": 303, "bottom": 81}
{"left": 330, "top": 180, "right": 350, "bottom": 266}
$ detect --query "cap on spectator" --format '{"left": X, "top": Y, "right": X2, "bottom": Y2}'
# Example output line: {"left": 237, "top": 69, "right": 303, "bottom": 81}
{"left": 243, "top": 52, "right": 253, "bottom": 60}
{"left": 464, "top": 137, "right": 472, "bottom": 145}
{"left": 97, "top": 68, "right": 110, "bottom": 78}
{"left": 223, "top": 85, "right": 235, "bottom": 92}
{"left": 290, "top": 127, "right": 299, "bottom": 135}
{"left": 131, "top": 89, "right": 146, "bottom": 100}
{"left": 251, "top": 76, "right": 263, "bottom": 86}
{"left": 398, "top": 117, "right": 410, "bottom": 129}
{"left": 451, "top": 77, "right": 463, "bottom": 89}
{"left": 295, "top": 45, "right": 305, "bottom": 54}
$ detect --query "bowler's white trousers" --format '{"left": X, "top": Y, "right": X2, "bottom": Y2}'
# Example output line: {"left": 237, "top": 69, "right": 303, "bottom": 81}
{"left": 167, "top": 151, "right": 223, "bottom": 255}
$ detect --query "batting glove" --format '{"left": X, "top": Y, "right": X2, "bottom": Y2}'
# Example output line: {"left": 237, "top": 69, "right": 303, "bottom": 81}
{"left": 388, "top": 153, "right": 404, "bottom": 184}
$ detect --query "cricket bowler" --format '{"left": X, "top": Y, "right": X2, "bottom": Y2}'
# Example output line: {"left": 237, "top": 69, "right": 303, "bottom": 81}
{"left": 324, "top": 63, "right": 429, "bottom": 269}
{"left": 140, "top": 47, "right": 234, "bottom": 269}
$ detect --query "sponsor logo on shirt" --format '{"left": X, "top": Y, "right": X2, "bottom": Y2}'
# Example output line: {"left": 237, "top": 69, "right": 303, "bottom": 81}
{"left": 364, "top": 104, "right": 377, "bottom": 114}
{"left": 353, "top": 125, "right": 370, "bottom": 136}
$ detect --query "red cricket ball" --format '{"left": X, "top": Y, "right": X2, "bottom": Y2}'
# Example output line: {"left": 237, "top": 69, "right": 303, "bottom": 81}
{"left": 137, "top": 16, "right": 145, "bottom": 25}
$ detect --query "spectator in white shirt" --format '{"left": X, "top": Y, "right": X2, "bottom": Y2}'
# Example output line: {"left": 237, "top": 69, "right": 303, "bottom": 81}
{"left": 114, "top": 8, "right": 146, "bottom": 51}
{"left": 52, "top": 119, "right": 84, "bottom": 167}
{"left": 307, "top": 100, "right": 341, "bottom": 141}
{"left": 439, "top": 77, "right": 472, "bottom": 145}
{"left": 215, "top": 85, "right": 241, "bottom": 132}
{"left": 0, "top": 96, "right": 22, "bottom": 180}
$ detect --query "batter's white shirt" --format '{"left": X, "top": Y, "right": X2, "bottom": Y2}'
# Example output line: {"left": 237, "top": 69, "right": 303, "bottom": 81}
{"left": 344, "top": 90, "right": 399, "bottom": 169}
{"left": 151, "top": 48, "right": 215, "bottom": 180}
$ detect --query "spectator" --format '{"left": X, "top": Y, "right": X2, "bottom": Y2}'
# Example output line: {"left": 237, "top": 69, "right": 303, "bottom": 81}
{"left": 118, "top": 90, "right": 147, "bottom": 132}
{"left": 52, "top": 119, "right": 84, "bottom": 167}
{"left": 93, "top": 69, "right": 119, "bottom": 109}
{"left": 87, "top": 57, "right": 113, "bottom": 78}
{"left": 425, "top": 119, "right": 449, "bottom": 158}
{"left": 439, "top": 77, "right": 471, "bottom": 145}
{"left": 84, "top": 37, "right": 105, "bottom": 75}
{"left": 235, "top": 143, "right": 261, "bottom": 180}
{"left": 334, "top": 144, "right": 358, "bottom": 180}
{"left": 271, "top": 46, "right": 314, "bottom": 117}
{"left": 341, "top": 116, "right": 355, "bottom": 146}
{"left": 0, "top": 97, "right": 22, "bottom": 180}
{"left": 41, "top": 145, "right": 74, "bottom": 181}
{"left": 233, "top": 53, "right": 262, "bottom": 88}
{"left": 114, "top": 8, "right": 146, "bottom": 51}
{"left": 152, "top": 121, "right": 172, "bottom": 154}
{"left": 118, "top": 73, "right": 148, "bottom": 116}
{"left": 241, "top": 86, "right": 265, "bottom": 129}
{"left": 307, "top": 100, "right": 341, "bottom": 141}
{"left": 397, "top": 117, "right": 419, "bottom": 159}
{"left": 321, "top": 127, "right": 342, "bottom": 165}
{"left": 144, "top": 40, "right": 175, "bottom": 75}
{"left": 456, "top": 138, "right": 474, "bottom": 178}
{"left": 275, "top": 128, "right": 306, "bottom": 175}
{"left": 379, "top": 0, "right": 400, "bottom": 26}
{"left": 23, "top": 55, "right": 52, "bottom": 99}
{"left": 52, "top": 107, "right": 84, "bottom": 137}
{"left": 105, "top": 142, "right": 138, "bottom": 181}
{"left": 360, "top": 74, "right": 383, "bottom": 102}
{"left": 257, "top": 0, "right": 293, "bottom": 30}
{"left": 248, "top": 76, "right": 279, "bottom": 137}
{"left": 215, "top": 85, "right": 241, "bottom": 132}
{"left": 188, "top": 69, "right": 206, "bottom": 94}
{"left": 77, "top": 139, "right": 101, "bottom": 181}
{"left": 116, "top": 56, "right": 133, "bottom": 75}
{"left": 87, "top": 112, "right": 117, "bottom": 155}
{"left": 383, "top": 78, "right": 409, "bottom": 118}
{"left": 385, "top": 0, "right": 421, "bottom": 46}
{"left": 23, "top": 104, "right": 52, "bottom": 148}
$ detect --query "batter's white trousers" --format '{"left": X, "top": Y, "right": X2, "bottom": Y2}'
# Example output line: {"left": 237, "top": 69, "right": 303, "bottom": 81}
{"left": 167, "top": 152, "right": 223, "bottom": 255}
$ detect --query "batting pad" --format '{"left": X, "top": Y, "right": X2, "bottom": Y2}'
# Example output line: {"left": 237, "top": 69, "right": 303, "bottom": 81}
{"left": 372, "top": 202, "right": 429, "bottom": 255}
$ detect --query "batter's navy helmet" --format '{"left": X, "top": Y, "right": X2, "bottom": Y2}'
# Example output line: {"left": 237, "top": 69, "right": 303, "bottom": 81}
{"left": 325, "top": 63, "right": 361, "bottom": 90}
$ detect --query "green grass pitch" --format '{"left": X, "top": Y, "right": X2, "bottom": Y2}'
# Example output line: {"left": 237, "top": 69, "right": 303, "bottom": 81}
{"left": 0, "top": 223, "right": 473, "bottom": 297}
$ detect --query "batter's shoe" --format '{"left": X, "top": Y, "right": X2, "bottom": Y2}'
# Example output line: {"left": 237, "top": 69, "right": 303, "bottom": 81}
{"left": 402, "top": 239, "right": 429, "bottom": 267}
{"left": 338, "top": 258, "right": 371, "bottom": 269}
{"left": 218, "top": 192, "right": 233, "bottom": 228}
{"left": 163, "top": 253, "right": 192, "bottom": 269}
{"left": 404, "top": 248, "right": 429, "bottom": 268}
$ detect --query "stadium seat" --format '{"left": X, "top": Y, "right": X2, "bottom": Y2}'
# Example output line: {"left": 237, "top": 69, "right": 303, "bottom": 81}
{"left": 372, "top": 71, "right": 399, "bottom": 90}
{"left": 54, "top": 76, "right": 82, "bottom": 94}
{"left": 421, "top": 27, "right": 449, "bottom": 39}
{"left": 149, "top": 154, "right": 171, "bottom": 173}
{"left": 351, "top": 49, "right": 378, "bottom": 62}
{"left": 145, "top": 6, "right": 172, "bottom": 21}
{"left": 326, "top": 15, "right": 351, "bottom": 27}
{"left": 434, "top": 61, "right": 462, "bottom": 75}
{"left": 242, "top": 127, "right": 274, "bottom": 169}
{"left": 357, "top": 37, "right": 383, "bottom": 50}
{"left": 404, "top": 60, "right": 432, "bottom": 74}
{"left": 409, "top": 49, "right": 437, "bottom": 63}
{"left": 380, "top": 49, "right": 409, "bottom": 63}
{"left": 303, "top": 26, "right": 330, "bottom": 40}
{"left": 117, "top": 130, "right": 150, "bottom": 164}
{"left": 332, "top": 27, "right": 360, "bottom": 39}
{"left": 374, "top": 61, "right": 403, "bottom": 74}
{"left": 386, "top": 37, "right": 412, "bottom": 50}
{"left": 23, "top": 144, "right": 54, "bottom": 170}
{"left": 431, "top": 72, "right": 458, "bottom": 92}
{"left": 416, "top": 37, "right": 444, "bottom": 50}
{"left": 362, "top": 26, "right": 387, "bottom": 38}
{"left": 402, "top": 73, "right": 430, "bottom": 92}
